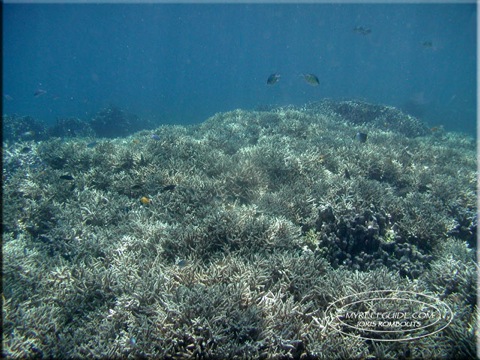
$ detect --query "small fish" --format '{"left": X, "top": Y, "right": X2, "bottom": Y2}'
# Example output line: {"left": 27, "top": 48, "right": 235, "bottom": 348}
{"left": 60, "top": 174, "right": 74, "bottom": 181}
{"left": 161, "top": 184, "right": 176, "bottom": 192}
{"left": 131, "top": 184, "right": 143, "bottom": 190}
{"left": 177, "top": 259, "right": 188, "bottom": 268}
{"left": 353, "top": 26, "right": 371, "bottom": 36}
{"left": 430, "top": 126, "right": 444, "bottom": 133}
{"left": 3, "top": 94, "right": 13, "bottom": 101}
{"left": 301, "top": 73, "right": 320, "bottom": 86}
{"left": 151, "top": 134, "right": 161, "bottom": 141}
{"left": 422, "top": 41, "right": 433, "bottom": 48}
{"left": 140, "top": 196, "right": 151, "bottom": 205}
{"left": 344, "top": 168, "right": 351, "bottom": 180}
{"left": 267, "top": 73, "right": 281, "bottom": 85}
{"left": 86, "top": 141, "right": 97, "bottom": 148}
{"left": 355, "top": 132, "right": 367, "bottom": 143}
{"left": 21, "top": 131, "right": 35, "bottom": 137}
{"left": 20, "top": 147, "right": 32, "bottom": 153}
{"left": 34, "top": 89, "right": 47, "bottom": 98}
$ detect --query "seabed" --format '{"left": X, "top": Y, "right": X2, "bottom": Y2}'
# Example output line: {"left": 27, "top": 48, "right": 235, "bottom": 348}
{"left": 2, "top": 100, "right": 477, "bottom": 359}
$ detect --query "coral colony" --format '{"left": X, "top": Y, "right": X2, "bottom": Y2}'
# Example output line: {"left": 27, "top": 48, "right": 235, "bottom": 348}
{"left": 3, "top": 100, "right": 477, "bottom": 358}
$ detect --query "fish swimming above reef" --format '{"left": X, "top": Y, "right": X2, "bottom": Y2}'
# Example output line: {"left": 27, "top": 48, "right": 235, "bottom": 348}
{"left": 422, "top": 41, "right": 433, "bottom": 48}
{"left": 301, "top": 73, "right": 320, "bottom": 86}
{"left": 353, "top": 26, "right": 371, "bottom": 36}
{"left": 161, "top": 184, "right": 176, "bottom": 192}
{"left": 140, "top": 196, "right": 151, "bottom": 205}
{"left": 177, "top": 259, "right": 188, "bottom": 268}
{"left": 151, "top": 134, "right": 161, "bottom": 141}
{"left": 34, "top": 89, "right": 47, "bottom": 98}
{"left": 60, "top": 174, "right": 74, "bottom": 181}
{"left": 355, "top": 132, "right": 368, "bottom": 143}
{"left": 267, "top": 73, "right": 281, "bottom": 85}
{"left": 21, "top": 131, "right": 35, "bottom": 138}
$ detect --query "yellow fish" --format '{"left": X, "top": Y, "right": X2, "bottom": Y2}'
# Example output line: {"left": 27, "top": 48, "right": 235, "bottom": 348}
{"left": 140, "top": 196, "right": 151, "bottom": 205}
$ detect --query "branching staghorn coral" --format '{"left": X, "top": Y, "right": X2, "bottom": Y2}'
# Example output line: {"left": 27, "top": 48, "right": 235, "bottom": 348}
{"left": 3, "top": 101, "right": 476, "bottom": 358}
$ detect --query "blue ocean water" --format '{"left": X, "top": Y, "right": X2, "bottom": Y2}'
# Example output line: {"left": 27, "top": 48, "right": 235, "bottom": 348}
{"left": 2, "top": 3, "right": 476, "bottom": 136}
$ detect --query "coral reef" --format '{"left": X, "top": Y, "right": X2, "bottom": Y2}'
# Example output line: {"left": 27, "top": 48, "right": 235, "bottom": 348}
{"left": 4, "top": 105, "right": 155, "bottom": 144}
{"left": 2, "top": 100, "right": 477, "bottom": 358}
{"left": 89, "top": 106, "right": 154, "bottom": 138}
{"left": 2, "top": 114, "right": 48, "bottom": 142}
{"left": 48, "top": 117, "right": 95, "bottom": 138}
{"left": 311, "top": 99, "right": 430, "bottom": 137}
